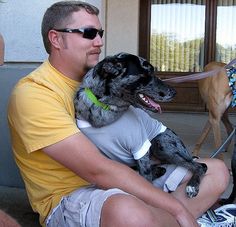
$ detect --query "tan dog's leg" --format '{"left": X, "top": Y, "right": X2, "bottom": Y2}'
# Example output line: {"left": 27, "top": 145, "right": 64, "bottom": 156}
{"left": 195, "top": 62, "right": 233, "bottom": 159}
{"left": 210, "top": 115, "right": 224, "bottom": 159}
{"left": 221, "top": 109, "right": 234, "bottom": 151}
{"left": 193, "top": 112, "right": 232, "bottom": 160}
{"left": 193, "top": 120, "right": 211, "bottom": 157}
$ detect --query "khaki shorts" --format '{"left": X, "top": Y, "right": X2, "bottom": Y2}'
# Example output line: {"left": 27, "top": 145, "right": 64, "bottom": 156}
{"left": 46, "top": 164, "right": 188, "bottom": 227}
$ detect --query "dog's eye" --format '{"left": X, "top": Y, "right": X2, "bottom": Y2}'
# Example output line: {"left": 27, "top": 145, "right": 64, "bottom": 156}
{"left": 137, "top": 76, "right": 152, "bottom": 85}
{"left": 116, "top": 62, "right": 123, "bottom": 69}
{"left": 126, "top": 76, "right": 152, "bottom": 91}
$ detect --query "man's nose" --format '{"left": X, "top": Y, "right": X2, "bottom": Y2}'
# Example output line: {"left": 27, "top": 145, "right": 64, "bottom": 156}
{"left": 93, "top": 34, "right": 103, "bottom": 47}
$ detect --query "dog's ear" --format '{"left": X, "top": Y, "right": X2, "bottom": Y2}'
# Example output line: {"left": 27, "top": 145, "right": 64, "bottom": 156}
{"left": 101, "top": 62, "right": 126, "bottom": 78}
{"left": 115, "top": 52, "right": 154, "bottom": 75}
{"left": 96, "top": 56, "right": 127, "bottom": 79}
{"left": 115, "top": 52, "right": 130, "bottom": 59}
{"left": 137, "top": 56, "right": 154, "bottom": 74}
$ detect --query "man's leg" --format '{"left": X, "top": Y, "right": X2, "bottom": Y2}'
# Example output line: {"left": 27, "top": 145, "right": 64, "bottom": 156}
{"left": 101, "top": 193, "right": 180, "bottom": 227}
{"left": 46, "top": 186, "right": 180, "bottom": 227}
{"left": 172, "top": 158, "right": 230, "bottom": 218}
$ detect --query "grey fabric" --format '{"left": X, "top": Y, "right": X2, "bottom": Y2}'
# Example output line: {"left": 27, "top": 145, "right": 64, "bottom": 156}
{"left": 77, "top": 106, "right": 166, "bottom": 166}
{"left": 46, "top": 186, "right": 128, "bottom": 227}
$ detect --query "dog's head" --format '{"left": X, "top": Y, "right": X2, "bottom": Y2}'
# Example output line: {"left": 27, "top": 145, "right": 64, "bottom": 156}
{"left": 84, "top": 52, "right": 176, "bottom": 113}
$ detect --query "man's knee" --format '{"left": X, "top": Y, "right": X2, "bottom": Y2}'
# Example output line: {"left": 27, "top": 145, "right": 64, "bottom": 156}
{"left": 204, "top": 158, "right": 230, "bottom": 190}
{"left": 100, "top": 194, "right": 158, "bottom": 227}
{"left": 213, "top": 158, "right": 230, "bottom": 185}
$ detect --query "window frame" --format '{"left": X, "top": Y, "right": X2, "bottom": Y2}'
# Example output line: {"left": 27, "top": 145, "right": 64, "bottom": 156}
{"left": 139, "top": 0, "right": 218, "bottom": 69}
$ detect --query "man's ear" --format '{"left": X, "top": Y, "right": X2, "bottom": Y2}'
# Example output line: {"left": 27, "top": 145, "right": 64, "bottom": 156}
{"left": 48, "top": 30, "right": 63, "bottom": 50}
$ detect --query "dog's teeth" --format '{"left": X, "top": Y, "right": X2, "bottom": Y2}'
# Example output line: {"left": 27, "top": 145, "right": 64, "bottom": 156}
{"left": 144, "top": 97, "right": 150, "bottom": 104}
{"left": 139, "top": 94, "right": 144, "bottom": 98}
{"left": 139, "top": 94, "right": 151, "bottom": 105}
{"left": 143, "top": 98, "right": 149, "bottom": 104}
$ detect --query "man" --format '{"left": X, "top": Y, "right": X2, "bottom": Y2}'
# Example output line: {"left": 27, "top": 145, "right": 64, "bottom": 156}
{"left": 8, "top": 1, "right": 230, "bottom": 227}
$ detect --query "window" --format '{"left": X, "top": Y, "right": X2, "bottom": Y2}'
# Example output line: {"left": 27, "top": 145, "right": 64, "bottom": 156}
{"left": 139, "top": 0, "right": 236, "bottom": 111}
{"left": 216, "top": 1, "right": 236, "bottom": 63}
{"left": 139, "top": 0, "right": 236, "bottom": 73}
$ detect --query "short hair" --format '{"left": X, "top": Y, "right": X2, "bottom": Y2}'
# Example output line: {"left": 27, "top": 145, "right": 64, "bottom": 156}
{"left": 41, "top": 1, "right": 99, "bottom": 54}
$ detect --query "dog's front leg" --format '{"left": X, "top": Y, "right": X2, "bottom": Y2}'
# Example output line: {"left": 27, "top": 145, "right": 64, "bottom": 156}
{"left": 136, "top": 151, "right": 166, "bottom": 182}
{"left": 185, "top": 162, "right": 207, "bottom": 198}
{"left": 150, "top": 128, "right": 207, "bottom": 198}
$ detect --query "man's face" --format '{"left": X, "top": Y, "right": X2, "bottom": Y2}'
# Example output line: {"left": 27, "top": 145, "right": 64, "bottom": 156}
{"left": 59, "top": 9, "right": 104, "bottom": 78}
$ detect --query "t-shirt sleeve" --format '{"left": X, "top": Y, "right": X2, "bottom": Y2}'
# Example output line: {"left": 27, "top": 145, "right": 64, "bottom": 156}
{"left": 8, "top": 84, "right": 79, "bottom": 153}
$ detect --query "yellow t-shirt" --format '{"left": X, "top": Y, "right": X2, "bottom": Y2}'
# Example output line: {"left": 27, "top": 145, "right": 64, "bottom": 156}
{"left": 8, "top": 61, "right": 90, "bottom": 226}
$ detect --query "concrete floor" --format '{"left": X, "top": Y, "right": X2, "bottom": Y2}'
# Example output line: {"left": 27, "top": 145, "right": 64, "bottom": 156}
{"left": 155, "top": 111, "right": 236, "bottom": 199}
{"left": 1, "top": 112, "right": 236, "bottom": 227}
{"left": 156, "top": 111, "right": 236, "bottom": 167}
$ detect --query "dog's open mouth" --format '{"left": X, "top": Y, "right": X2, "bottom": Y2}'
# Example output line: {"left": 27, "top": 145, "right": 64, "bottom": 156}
{"left": 138, "top": 94, "right": 162, "bottom": 113}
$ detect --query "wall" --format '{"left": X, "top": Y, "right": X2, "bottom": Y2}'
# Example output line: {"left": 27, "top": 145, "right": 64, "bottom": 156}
{"left": 0, "top": 0, "right": 105, "bottom": 188}
{"left": 0, "top": 0, "right": 139, "bottom": 63}
{"left": 0, "top": 0, "right": 104, "bottom": 62}
{"left": 0, "top": 67, "right": 36, "bottom": 188}
{"left": 105, "top": 0, "right": 139, "bottom": 56}
{"left": 0, "top": 0, "right": 140, "bottom": 187}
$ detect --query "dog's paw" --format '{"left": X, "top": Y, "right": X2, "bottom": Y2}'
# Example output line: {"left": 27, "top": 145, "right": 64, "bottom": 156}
{"left": 185, "top": 185, "right": 199, "bottom": 198}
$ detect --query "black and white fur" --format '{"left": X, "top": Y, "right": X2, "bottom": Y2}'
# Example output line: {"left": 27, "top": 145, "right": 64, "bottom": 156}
{"left": 74, "top": 52, "right": 207, "bottom": 198}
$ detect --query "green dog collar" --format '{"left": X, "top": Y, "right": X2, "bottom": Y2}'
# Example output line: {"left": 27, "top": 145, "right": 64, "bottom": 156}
{"left": 85, "top": 88, "right": 110, "bottom": 110}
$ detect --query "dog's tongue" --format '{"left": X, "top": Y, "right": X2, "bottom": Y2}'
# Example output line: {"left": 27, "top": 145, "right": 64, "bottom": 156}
{"left": 146, "top": 96, "right": 162, "bottom": 113}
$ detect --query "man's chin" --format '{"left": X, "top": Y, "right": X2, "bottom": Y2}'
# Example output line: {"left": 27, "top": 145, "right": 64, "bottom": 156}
{"left": 88, "top": 52, "right": 100, "bottom": 63}
{"left": 84, "top": 53, "right": 101, "bottom": 71}
{"left": 87, "top": 60, "right": 99, "bottom": 69}
{"left": 84, "top": 64, "right": 96, "bottom": 73}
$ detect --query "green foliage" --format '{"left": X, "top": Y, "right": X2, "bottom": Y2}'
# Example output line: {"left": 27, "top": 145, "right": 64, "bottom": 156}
{"left": 150, "top": 33, "right": 236, "bottom": 72}
{"left": 216, "top": 43, "right": 236, "bottom": 63}
{"left": 150, "top": 33, "right": 204, "bottom": 72}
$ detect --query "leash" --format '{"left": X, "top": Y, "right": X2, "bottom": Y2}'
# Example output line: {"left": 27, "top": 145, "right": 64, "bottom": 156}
{"left": 163, "top": 58, "right": 236, "bottom": 83}
{"left": 210, "top": 127, "right": 236, "bottom": 158}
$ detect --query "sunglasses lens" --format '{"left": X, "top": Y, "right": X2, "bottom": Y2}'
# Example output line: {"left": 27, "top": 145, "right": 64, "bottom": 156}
{"left": 83, "top": 28, "right": 104, "bottom": 39}
{"left": 98, "top": 30, "right": 104, "bottom": 38}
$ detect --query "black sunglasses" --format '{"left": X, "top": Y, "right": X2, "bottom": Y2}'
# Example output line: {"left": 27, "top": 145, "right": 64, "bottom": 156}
{"left": 54, "top": 27, "right": 104, "bottom": 40}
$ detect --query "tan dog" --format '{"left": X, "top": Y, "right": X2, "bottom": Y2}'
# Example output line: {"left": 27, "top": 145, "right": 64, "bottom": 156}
{"left": 164, "top": 60, "right": 236, "bottom": 202}
{"left": 193, "top": 62, "right": 234, "bottom": 159}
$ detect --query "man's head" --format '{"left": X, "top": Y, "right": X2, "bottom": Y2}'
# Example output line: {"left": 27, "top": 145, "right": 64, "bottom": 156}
{"left": 42, "top": 1, "right": 99, "bottom": 54}
{"left": 42, "top": 1, "right": 104, "bottom": 80}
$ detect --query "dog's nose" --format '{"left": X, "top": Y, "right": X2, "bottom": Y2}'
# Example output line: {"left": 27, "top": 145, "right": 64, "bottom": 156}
{"left": 158, "top": 91, "right": 166, "bottom": 97}
{"left": 171, "top": 88, "right": 177, "bottom": 97}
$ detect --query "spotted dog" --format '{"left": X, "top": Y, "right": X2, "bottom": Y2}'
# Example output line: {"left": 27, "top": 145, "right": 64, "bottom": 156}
{"left": 74, "top": 52, "right": 207, "bottom": 198}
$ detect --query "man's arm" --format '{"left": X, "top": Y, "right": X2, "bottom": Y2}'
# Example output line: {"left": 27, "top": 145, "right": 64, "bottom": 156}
{"left": 43, "top": 132, "right": 198, "bottom": 227}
